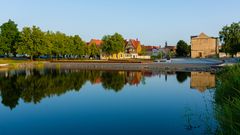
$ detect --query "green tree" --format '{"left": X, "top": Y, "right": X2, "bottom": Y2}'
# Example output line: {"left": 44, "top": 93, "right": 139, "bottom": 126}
{"left": 176, "top": 40, "right": 190, "bottom": 57}
{"left": 16, "top": 26, "right": 46, "bottom": 60}
{"left": 139, "top": 47, "right": 146, "bottom": 55}
{"left": 44, "top": 31, "right": 55, "bottom": 59}
{"left": 101, "top": 33, "right": 125, "bottom": 56}
{"left": 52, "top": 31, "right": 67, "bottom": 59}
{"left": 157, "top": 51, "right": 163, "bottom": 59}
{"left": 0, "top": 19, "right": 19, "bottom": 55}
{"left": 219, "top": 22, "right": 240, "bottom": 57}
{"left": 167, "top": 51, "right": 175, "bottom": 59}
{"left": 89, "top": 43, "right": 100, "bottom": 56}
{"left": 84, "top": 44, "right": 91, "bottom": 56}
{"left": 71, "top": 35, "right": 85, "bottom": 57}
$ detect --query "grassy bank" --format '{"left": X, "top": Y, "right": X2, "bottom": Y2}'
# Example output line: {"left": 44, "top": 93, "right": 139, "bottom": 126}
{"left": 0, "top": 59, "right": 29, "bottom": 64}
{"left": 215, "top": 64, "right": 240, "bottom": 135}
{"left": 0, "top": 58, "right": 45, "bottom": 69}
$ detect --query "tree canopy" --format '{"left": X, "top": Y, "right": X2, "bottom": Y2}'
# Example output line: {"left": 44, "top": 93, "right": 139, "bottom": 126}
{"left": 16, "top": 26, "right": 46, "bottom": 60}
{"left": 0, "top": 19, "right": 19, "bottom": 55}
{"left": 219, "top": 22, "right": 240, "bottom": 56}
{"left": 176, "top": 40, "right": 190, "bottom": 57}
{"left": 101, "top": 33, "right": 125, "bottom": 55}
{"left": 15, "top": 26, "right": 86, "bottom": 60}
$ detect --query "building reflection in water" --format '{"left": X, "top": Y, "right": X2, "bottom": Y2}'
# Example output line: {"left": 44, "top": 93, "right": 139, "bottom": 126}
{"left": 190, "top": 72, "right": 216, "bottom": 92}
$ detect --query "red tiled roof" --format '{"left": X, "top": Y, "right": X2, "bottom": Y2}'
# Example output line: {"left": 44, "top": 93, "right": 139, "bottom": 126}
{"left": 142, "top": 45, "right": 160, "bottom": 51}
{"left": 129, "top": 39, "right": 141, "bottom": 49}
{"left": 89, "top": 39, "right": 103, "bottom": 47}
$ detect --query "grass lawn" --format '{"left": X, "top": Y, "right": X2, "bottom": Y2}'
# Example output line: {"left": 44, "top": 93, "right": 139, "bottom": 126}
{"left": 0, "top": 58, "right": 29, "bottom": 64}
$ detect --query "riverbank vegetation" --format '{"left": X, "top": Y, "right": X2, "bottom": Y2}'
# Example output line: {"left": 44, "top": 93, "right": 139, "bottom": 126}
{"left": 215, "top": 64, "right": 240, "bottom": 135}
{"left": 215, "top": 21, "right": 240, "bottom": 134}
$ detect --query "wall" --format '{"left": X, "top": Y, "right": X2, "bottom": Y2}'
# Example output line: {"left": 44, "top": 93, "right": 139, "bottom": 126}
{"left": 219, "top": 52, "right": 240, "bottom": 58}
{"left": 100, "top": 52, "right": 125, "bottom": 60}
{"left": 137, "top": 55, "right": 151, "bottom": 59}
{"left": 191, "top": 36, "right": 218, "bottom": 58}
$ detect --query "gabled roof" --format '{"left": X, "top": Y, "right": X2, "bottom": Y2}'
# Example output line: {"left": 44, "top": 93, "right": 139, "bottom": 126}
{"left": 198, "top": 32, "right": 209, "bottom": 38}
{"left": 191, "top": 32, "right": 214, "bottom": 39}
{"left": 128, "top": 39, "right": 141, "bottom": 49}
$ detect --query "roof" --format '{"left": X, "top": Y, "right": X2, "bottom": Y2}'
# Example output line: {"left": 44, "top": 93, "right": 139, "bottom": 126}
{"left": 164, "top": 45, "right": 176, "bottom": 49}
{"left": 191, "top": 32, "right": 218, "bottom": 39}
{"left": 199, "top": 32, "right": 209, "bottom": 38}
{"left": 89, "top": 39, "right": 103, "bottom": 47}
{"left": 142, "top": 45, "right": 160, "bottom": 51}
{"left": 129, "top": 39, "right": 141, "bottom": 49}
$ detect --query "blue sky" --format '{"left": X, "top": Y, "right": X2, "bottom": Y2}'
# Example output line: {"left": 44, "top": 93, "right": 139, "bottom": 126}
{"left": 0, "top": 0, "right": 239, "bottom": 46}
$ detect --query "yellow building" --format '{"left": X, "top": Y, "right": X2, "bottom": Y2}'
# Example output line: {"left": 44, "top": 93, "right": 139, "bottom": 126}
{"left": 100, "top": 52, "right": 125, "bottom": 60}
{"left": 191, "top": 33, "right": 219, "bottom": 58}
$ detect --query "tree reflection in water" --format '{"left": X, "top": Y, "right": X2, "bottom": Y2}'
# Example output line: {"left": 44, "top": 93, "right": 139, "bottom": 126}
{"left": 0, "top": 69, "right": 215, "bottom": 110}
{"left": 0, "top": 69, "right": 151, "bottom": 109}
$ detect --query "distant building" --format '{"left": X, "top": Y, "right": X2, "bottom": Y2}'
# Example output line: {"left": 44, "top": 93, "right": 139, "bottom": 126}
{"left": 88, "top": 38, "right": 150, "bottom": 60}
{"left": 141, "top": 45, "right": 160, "bottom": 56}
{"left": 191, "top": 33, "right": 219, "bottom": 58}
{"left": 157, "top": 42, "right": 176, "bottom": 58}
{"left": 164, "top": 45, "right": 176, "bottom": 54}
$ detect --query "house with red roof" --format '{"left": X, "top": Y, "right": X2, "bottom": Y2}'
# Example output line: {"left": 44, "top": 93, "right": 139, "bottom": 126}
{"left": 88, "top": 39, "right": 125, "bottom": 60}
{"left": 86, "top": 38, "right": 150, "bottom": 60}
{"left": 88, "top": 39, "right": 103, "bottom": 47}
{"left": 141, "top": 45, "right": 161, "bottom": 56}
{"left": 125, "top": 39, "right": 142, "bottom": 58}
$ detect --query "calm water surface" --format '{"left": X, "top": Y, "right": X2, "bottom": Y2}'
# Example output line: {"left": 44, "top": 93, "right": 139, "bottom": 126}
{"left": 0, "top": 69, "right": 217, "bottom": 135}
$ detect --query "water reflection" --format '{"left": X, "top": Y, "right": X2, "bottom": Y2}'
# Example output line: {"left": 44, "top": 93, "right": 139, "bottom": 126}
{"left": 190, "top": 72, "right": 216, "bottom": 92}
{"left": 0, "top": 69, "right": 216, "bottom": 109}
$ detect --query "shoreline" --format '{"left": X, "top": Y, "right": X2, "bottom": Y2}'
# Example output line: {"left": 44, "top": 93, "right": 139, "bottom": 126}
{"left": 0, "top": 62, "right": 221, "bottom": 72}
{"left": 48, "top": 62, "right": 220, "bottom": 72}
{"left": 0, "top": 58, "right": 226, "bottom": 72}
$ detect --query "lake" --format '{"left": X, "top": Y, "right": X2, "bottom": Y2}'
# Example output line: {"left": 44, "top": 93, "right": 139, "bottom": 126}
{"left": 0, "top": 68, "right": 217, "bottom": 135}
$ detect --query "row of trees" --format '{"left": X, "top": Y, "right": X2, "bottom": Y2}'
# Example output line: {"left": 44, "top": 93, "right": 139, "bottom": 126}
{"left": 0, "top": 20, "right": 126, "bottom": 60}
